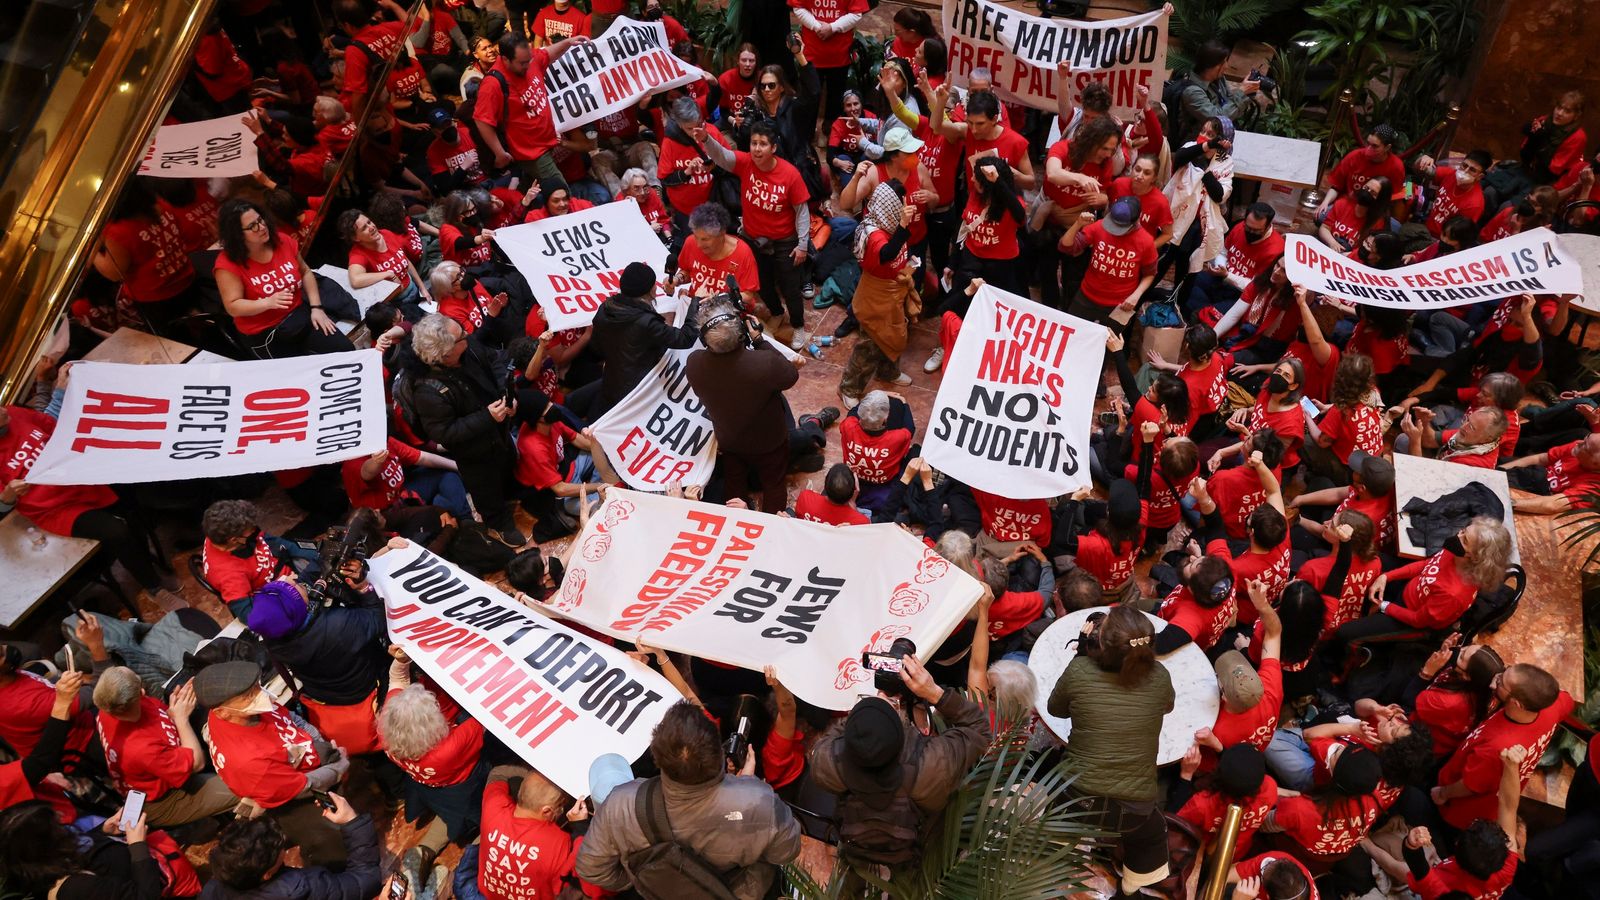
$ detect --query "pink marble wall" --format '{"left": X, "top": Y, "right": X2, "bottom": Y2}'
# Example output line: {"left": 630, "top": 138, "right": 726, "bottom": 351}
{"left": 1455, "top": 0, "right": 1600, "bottom": 161}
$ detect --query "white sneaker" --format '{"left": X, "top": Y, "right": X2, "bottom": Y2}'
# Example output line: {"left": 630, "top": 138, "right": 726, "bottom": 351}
{"left": 889, "top": 372, "right": 913, "bottom": 386}
{"left": 790, "top": 329, "right": 809, "bottom": 350}
{"left": 839, "top": 391, "right": 860, "bottom": 408}
{"left": 923, "top": 348, "right": 945, "bottom": 373}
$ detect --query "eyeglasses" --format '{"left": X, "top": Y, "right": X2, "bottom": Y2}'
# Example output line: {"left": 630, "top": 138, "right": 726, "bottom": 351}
{"left": 759, "top": 82, "right": 780, "bottom": 91}
{"left": 242, "top": 217, "right": 268, "bottom": 232}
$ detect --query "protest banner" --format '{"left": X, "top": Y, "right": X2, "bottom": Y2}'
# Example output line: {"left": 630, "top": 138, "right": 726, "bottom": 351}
{"left": 369, "top": 544, "right": 674, "bottom": 798}
{"left": 1285, "top": 229, "right": 1582, "bottom": 310}
{"left": 551, "top": 490, "right": 983, "bottom": 710}
{"left": 546, "top": 17, "right": 704, "bottom": 132}
{"left": 941, "top": 0, "right": 1168, "bottom": 119}
{"left": 137, "top": 114, "right": 260, "bottom": 179}
{"left": 922, "top": 284, "right": 1105, "bottom": 498}
{"left": 590, "top": 348, "right": 718, "bottom": 490}
{"left": 495, "top": 200, "right": 670, "bottom": 331}
{"left": 25, "top": 350, "right": 385, "bottom": 485}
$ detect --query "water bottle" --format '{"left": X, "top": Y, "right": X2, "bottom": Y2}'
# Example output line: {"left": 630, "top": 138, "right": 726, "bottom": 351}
{"left": 806, "top": 342, "right": 826, "bottom": 359}
{"left": 815, "top": 335, "right": 835, "bottom": 347}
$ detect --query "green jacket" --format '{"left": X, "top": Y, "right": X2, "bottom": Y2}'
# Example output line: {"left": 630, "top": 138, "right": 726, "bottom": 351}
{"left": 1047, "top": 654, "right": 1174, "bottom": 801}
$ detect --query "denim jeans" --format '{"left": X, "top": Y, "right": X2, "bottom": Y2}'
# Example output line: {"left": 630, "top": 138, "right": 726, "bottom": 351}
{"left": 405, "top": 467, "right": 472, "bottom": 519}
{"left": 1265, "top": 723, "right": 1315, "bottom": 792}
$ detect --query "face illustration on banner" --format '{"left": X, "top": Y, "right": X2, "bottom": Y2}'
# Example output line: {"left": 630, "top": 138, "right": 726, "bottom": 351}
{"left": 581, "top": 529, "right": 613, "bottom": 562}
{"left": 887, "top": 582, "right": 931, "bottom": 617}
{"left": 914, "top": 548, "right": 949, "bottom": 584}
{"left": 833, "top": 623, "right": 914, "bottom": 690}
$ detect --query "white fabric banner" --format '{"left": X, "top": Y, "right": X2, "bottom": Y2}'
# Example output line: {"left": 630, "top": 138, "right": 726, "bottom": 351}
{"left": 369, "top": 544, "right": 675, "bottom": 798}
{"left": 922, "top": 284, "right": 1105, "bottom": 498}
{"left": 547, "top": 18, "right": 704, "bottom": 132}
{"left": 495, "top": 200, "right": 670, "bottom": 331}
{"left": 590, "top": 348, "right": 718, "bottom": 490}
{"left": 1285, "top": 229, "right": 1583, "bottom": 310}
{"left": 550, "top": 490, "right": 983, "bottom": 710}
{"left": 26, "top": 350, "right": 385, "bottom": 485}
{"left": 940, "top": 0, "right": 1168, "bottom": 119}
{"left": 137, "top": 114, "right": 260, "bottom": 178}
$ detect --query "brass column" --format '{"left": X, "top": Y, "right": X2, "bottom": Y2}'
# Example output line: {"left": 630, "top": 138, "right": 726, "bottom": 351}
{"left": 0, "top": 0, "right": 219, "bottom": 405}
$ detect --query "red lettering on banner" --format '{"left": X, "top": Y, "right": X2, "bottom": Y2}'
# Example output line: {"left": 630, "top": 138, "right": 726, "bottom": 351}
{"left": 70, "top": 390, "right": 171, "bottom": 452}
{"left": 614, "top": 427, "right": 696, "bottom": 485}
{"left": 236, "top": 387, "right": 308, "bottom": 447}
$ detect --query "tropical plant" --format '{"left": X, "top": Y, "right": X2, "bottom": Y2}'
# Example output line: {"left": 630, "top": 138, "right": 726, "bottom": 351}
{"left": 1253, "top": 45, "right": 1328, "bottom": 142}
{"left": 1294, "top": 0, "right": 1436, "bottom": 106}
{"left": 1166, "top": 0, "right": 1298, "bottom": 75}
{"left": 848, "top": 34, "right": 888, "bottom": 102}
{"left": 664, "top": 0, "right": 743, "bottom": 72}
{"left": 783, "top": 728, "right": 1107, "bottom": 899}
{"left": 1366, "top": 0, "right": 1481, "bottom": 156}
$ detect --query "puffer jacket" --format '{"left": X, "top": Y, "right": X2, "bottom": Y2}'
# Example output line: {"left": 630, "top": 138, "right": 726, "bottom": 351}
{"left": 589, "top": 293, "right": 700, "bottom": 416}
{"left": 1047, "top": 653, "right": 1174, "bottom": 801}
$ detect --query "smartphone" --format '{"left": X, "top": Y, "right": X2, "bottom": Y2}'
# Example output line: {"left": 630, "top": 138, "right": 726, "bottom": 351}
{"left": 1299, "top": 396, "right": 1321, "bottom": 420}
{"left": 121, "top": 790, "right": 146, "bottom": 831}
{"left": 311, "top": 790, "right": 337, "bottom": 813}
{"left": 389, "top": 877, "right": 409, "bottom": 900}
{"left": 862, "top": 651, "right": 903, "bottom": 673}
{"left": 1097, "top": 410, "right": 1120, "bottom": 427}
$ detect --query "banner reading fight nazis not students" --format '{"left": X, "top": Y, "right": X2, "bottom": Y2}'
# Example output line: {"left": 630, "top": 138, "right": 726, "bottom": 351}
{"left": 495, "top": 200, "right": 669, "bottom": 332}
{"left": 549, "top": 490, "right": 984, "bottom": 710}
{"left": 370, "top": 544, "right": 674, "bottom": 798}
{"left": 1285, "top": 228, "right": 1582, "bottom": 310}
{"left": 545, "top": 17, "right": 703, "bottom": 132}
{"left": 922, "top": 285, "right": 1105, "bottom": 499}
{"left": 940, "top": 0, "right": 1168, "bottom": 119}
{"left": 26, "top": 350, "right": 385, "bottom": 485}
{"left": 590, "top": 348, "right": 718, "bottom": 490}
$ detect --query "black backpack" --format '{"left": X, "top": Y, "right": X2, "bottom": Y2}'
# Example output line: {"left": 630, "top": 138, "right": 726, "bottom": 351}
{"left": 1161, "top": 75, "right": 1190, "bottom": 150}
{"left": 834, "top": 755, "right": 925, "bottom": 867}
{"left": 624, "top": 778, "right": 739, "bottom": 900}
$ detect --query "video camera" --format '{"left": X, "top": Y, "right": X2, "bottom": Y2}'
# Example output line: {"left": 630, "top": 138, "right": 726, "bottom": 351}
{"left": 305, "top": 509, "right": 381, "bottom": 606}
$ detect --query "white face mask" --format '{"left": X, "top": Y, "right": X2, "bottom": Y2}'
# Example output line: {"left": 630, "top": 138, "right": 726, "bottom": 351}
{"left": 223, "top": 690, "right": 276, "bottom": 717}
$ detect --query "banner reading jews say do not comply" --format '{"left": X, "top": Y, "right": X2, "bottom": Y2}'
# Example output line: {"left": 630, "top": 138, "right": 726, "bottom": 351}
{"left": 545, "top": 17, "right": 703, "bottom": 132}
{"left": 25, "top": 350, "right": 385, "bottom": 486}
{"left": 1285, "top": 228, "right": 1582, "bottom": 310}
{"left": 549, "top": 490, "right": 984, "bottom": 710}
{"left": 590, "top": 348, "right": 718, "bottom": 490}
{"left": 941, "top": 0, "right": 1168, "bottom": 120}
{"left": 137, "top": 113, "right": 261, "bottom": 179}
{"left": 369, "top": 544, "right": 675, "bottom": 798}
{"left": 495, "top": 200, "right": 669, "bottom": 331}
{"left": 922, "top": 284, "right": 1106, "bottom": 499}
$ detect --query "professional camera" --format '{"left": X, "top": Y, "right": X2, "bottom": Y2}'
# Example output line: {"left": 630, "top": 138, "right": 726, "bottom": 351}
{"left": 724, "top": 694, "right": 760, "bottom": 771}
{"left": 305, "top": 508, "right": 382, "bottom": 606}
{"left": 1036, "top": 0, "right": 1088, "bottom": 18}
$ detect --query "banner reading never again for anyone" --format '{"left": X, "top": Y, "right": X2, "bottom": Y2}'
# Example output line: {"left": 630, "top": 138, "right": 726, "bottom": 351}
{"left": 923, "top": 284, "right": 1106, "bottom": 499}
{"left": 369, "top": 544, "right": 674, "bottom": 798}
{"left": 590, "top": 348, "right": 718, "bottom": 490}
{"left": 1285, "top": 228, "right": 1583, "bottom": 310}
{"left": 137, "top": 114, "right": 260, "bottom": 179}
{"left": 26, "top": 350, "right": 385, "bottom": 485}
{"left": 940, "top": 0, "right": 1168, "bottom": 119}
{"left": 545, "top": 17, "right": 703, "bottom": 132}
{"left": 549, "top": 490, "right": 983, "bottom": 710}
{"left": 495, "top": 199, "right": 669, "bottom": 331}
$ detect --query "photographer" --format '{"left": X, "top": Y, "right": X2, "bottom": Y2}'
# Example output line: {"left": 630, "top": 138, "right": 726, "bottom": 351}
{"left": 1172, "top": 40, "right": 1269, "bottom": 146}
{"left": 1047, "top": 606, "right": 1174, "bottom": 896}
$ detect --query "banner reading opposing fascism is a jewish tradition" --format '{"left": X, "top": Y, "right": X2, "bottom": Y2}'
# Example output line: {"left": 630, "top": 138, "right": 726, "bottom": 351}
{"left": 922, "top": 284, "right": 1105, "bottom": 498}
{"left": 545, "top": 17, "right": 704, "bottom": 132}
{"left": 369, "top": 544, "right": 674, "bottom": 798}
{"left": 137, "top": 114, "right": 260, "bottom": 178}
{"left": 25, "top": 350, "right": 385, "bottom": 485}
{"left": 1285, "top": 228, "right": 1582, "bottom": 310}
{"left": 495, "top": 200, "right": 669, "bottom": 332}
{"left": 940, "top": 0, "right": 1168, "bottom": 119}
{"left": 549, "top": 490, "right": 983, "bottom": 710}
{"left": 590, "top": 349, "right": 717, "bottom": 490}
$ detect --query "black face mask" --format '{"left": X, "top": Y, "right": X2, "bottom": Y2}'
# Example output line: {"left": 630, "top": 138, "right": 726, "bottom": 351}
{"left": 230, "top": 529, "right": 261, "bottom": 558}
{"left": 468, "top": 211, "right": 487, "bottom": 226}
{"left": 1354, "top": 191, "right": 1377, "bottom": 206}
{"left": 439, "top": 128, "right": 459, "bottom": 144}
{"left": 459, "top": 271, "right": 478, "bottom": 292}
{"left": 1266, "top": 373, "right": 1290, "bottom": 394}
{"left": 1443, "top": 534, "right": 1467, "bottom": 556}
{"left": 1244, "top": 227, "right": 1267, "bottom": 243}
{"left": 642, "top": 6, "right": 663, "bottom": 18}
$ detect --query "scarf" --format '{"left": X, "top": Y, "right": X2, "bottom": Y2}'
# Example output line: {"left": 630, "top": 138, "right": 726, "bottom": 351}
{"left": 854, "top": 180, "right": 903, "bottom": 260}
{"left": 1439, "top": 432, "right": 1499, "bottom": 462}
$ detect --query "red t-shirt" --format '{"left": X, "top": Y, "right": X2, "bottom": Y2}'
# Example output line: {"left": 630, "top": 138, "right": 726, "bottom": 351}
{"left": 1044, "top": 139, "right": 1115, "bottom": 208}
{"left": 515, "top": 422, "right": 577, "bottom": 490}
{"left": 478, "top": 781, "right": 582, "bottom": 900}
{"left": 624, "top": 190, "right": 672, "bottom": 232}
{"left": 961, "top": 193, "right": 1020, "bottom": 260}
{"left": 207, "top": 706, "right": 323, "bottom": 809}
{"left": 761, "top": 726, "right": 806, "bottom": 789}
{"left": 1179, "top": 776, "right": 1278, "bottom": 850}
{"left": 679, "top": 237, "right": 759, "bottom": 302}
{"left": 1302, "top": 551, "right": 1382, "bottom": 639}
{"left": 1328, "top": 147, "right": 1407, "bottom": 199}
{"left": 966, "top": 127, "right": 1029, "bottom": 191}
{"left": 1319, "top": 404, "right": 1384, "bottom": 462}
{"left": 213, "top": 233, "right": 304, "bottom": 335}
{"left": 202, "top": 534, "right": 278, "bottom": 604}
{"left": 383, "top": 688, "right": 484, "bottom": 786}
{"left": 1321, "top": 195, "right": 1371, "bottom": 249}
{"left": 829, "top": 118, "right": 869, "bottom": 155}
{"left": 1076, "top": 221, "right": 1157, "bottom": 307}
{"left": 972, "top": 489, "right": 1051, "bottom": 545}
{"left": 426, "top": 126, "right": 484, "bottom": 180}
{"left": 98, "top": 696, "right": 193, "bottom": 799}
{"left": 1178, "top": 353, "right": 1232, "bottom": 421}
{"left": 1073, "top": 527, "right": 1144, "bottom": 593}
{"left": 1158, "top": 564, "right": 1236, "bottom": 652}
{"left": 102, "top": 212, "right": 194, "bottom": 303}
{"left": 790, "top": 0, "right": 868, "bottom": 68}
{"left": 989, "top": 589, "right": 1044, "bottom": 638}
{"left": 734, "top": 152, "right": 808, "bottom": 240}
{"left": 840, "top": 417, "right": 912, "bottom": 485}
{"left": 1234, "top": 852, "right": 1321, "bottom": 900}
{"left": 0, "top": 671, "right": 86, "bottom": 761}
{"left": 1206, "top": 463, "right": 1280, "bottom": 541}
{"left": 1129, "top": 462, "right": 1197, "bottom": 530}
{"left": 319, "top": 119, "right": 360, "bottom": 157}
{"left": 1224, "top": 222, "right": 1286, "bottom": 285}
{"left": 1285, "top": 340, "right": 1340, "bottom": 404}
{"left": 194, "top": 30, "right": 253, "bottom": 102}
{"left": 524, "top": 198, "right": 595, "bottom": 223}
{"left": 1410, "top": 852, "right": 1518, "bottom": 900}
{"left": 1334, "top": 488, "right": 1395, "bottom": 548}
{"left": 718, "top": 69, "right": 757, "bottom": 113}
{"left": 1211, "top": 658, "right": 1283, "bottom": 752}
{"left": 348, "top": 229, "right": 412, "bottom": 291}
{"left": 1545, "top": 440, "right": 1600, "bottom": 504}
{"left": 1108, "top": 177, "right": 1174, "bottom": 238}
{"left": 1248, "top": 393, "right": 1306, "bottom": 469}
{"left": 1480, "top": 206, "right": 1517, "bottom": 244}
{"left": 1391, "top": 551, "right": 1478, "bottom": 631}
{"left": 474, "top": 52, "right": 560, "bottom": 160}
{"left": 861, "top": 227, "right": 910, "bottom": 280}
{"left": 343, "top": 21, "right": 406, "bottom": 99}
{"left": 794, "top": 490, "right": 869, "bottom": 525}
{"left": 1230, "top": 539, "right": 1291, "bottom": 626}
{"left": 0, "top": 407, "right": 118, "bottom": 536}
{"left": 1426, "top": 167, "right": 1485, "bottom": 238}
{"left": 1414, "top": 679, "right": 1480, "bottom": 759}
{"left": 439, "top": 222, "right": 493, "bottom": 267}
{"left": 386, "top": 56, "right": 429, "bottom": 102}
{"left": 341, "top": 436, "right": 424, "bottom": 510}
{"left": 914, "top": 115, "right": 962, "bottom": 208}
{"left": 1438, "top": 428, "right": 1498, "bottom": 468}
{"left": 426, "top": 7, "right": 458, "bottom": 56}
{"left": 535, "top": 4, "right": 591, "bottom": 41}
{"left": 159, "top": 190, "right": 220, "bottom": 254}
{"left": 659, "top": 125, "right": 729, "bottom": 213}
{"left": 1439, "top": 692, "right": 1575, "bottom": 828}
{"left": 1348, "top": 318, "right": 1410, "bottom": 375}
{"left": 1273, "top": 790, "right": 1396, "bottom": 859}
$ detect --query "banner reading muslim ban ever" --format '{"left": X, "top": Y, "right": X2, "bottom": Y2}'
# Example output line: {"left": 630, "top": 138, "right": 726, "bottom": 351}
{"left": 25, "top": 350, "right": 384, "bottom": 485}
{"left": 495, "top": 199, "right": 669, "bottom": 331}
{"left": 369, "top": 544, "right": 674, "bottom": 798}
{"left": 1285, "top": 228, "right": 1582, "bottom": 310}
{"left": 590, "top": 348, "right": 718, "bottom": 490}
{"left": 545, "top": 17, "right": 703, "bottom": 132}
{"left": 922, "top": 285, "right": 1106, "bottom": 499}
{"left": 548, "top": 490, "right": 984, "bottom": 711}
{"left": 137, "top": 114, "right": 260, "bottom": 179}
{"left": 941, "top": 0, "right": 1167, "bottom": 120}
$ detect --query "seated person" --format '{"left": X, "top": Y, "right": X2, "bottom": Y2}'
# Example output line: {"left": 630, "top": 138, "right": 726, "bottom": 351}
{"left": 94, "top": 670, "right": 238, "bottom": 828}
{"left": 339, "top": 434, "right": 469, "bottom": 519}
{"left": 514, "top": 402, "right": 604, "bottom": 542}
{"left": 1400, "top": 404, "right": 1506, "bottom": 468}
{"left": 1505, "top": 432, "right": 1600, "bottom": 514}
{"left": 794, "top": 463, "right": 870, "bottom": 525}
{"left": 207, "top": 793, "right": 381, "bottom": 897}
{"left": 199, "top": 499, "right": 317, "bottom": 621}
{"left": 840, "top": 390, "right": 915, "bottom": 518}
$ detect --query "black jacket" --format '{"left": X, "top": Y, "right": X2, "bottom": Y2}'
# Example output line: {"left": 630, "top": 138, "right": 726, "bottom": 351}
{"left": 590, "top": 293, "right": 700, "bottom": 416}
{"left": 411, "top": 339, "right": 515, "bottom": 465}
{"left": 266, "top": 590, "right": 387, "bottom": 706}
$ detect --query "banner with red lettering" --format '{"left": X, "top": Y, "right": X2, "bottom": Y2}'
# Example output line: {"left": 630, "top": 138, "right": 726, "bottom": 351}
{"left": 1285, "top": 228, "right": 1582, "bottom": 309}
{"left": 137, "top": 113, "right": 260, "bottom": 179}
{"left": 550, "top": 489, "right": 984, "bottom": 710}
{"left": 369, "top": 543, "right": 674, "bottom": 798}
{"left": 495, "top": 200, "right": 670, "bottom": 331}
{"left": 922, "top": 284, "right": 1105, "bottom": 498}
{"left": 590, "top": 348, "right": 718, "bottom": 490}
{"left": 940, "top": 0, "right": 1168, "bottom": 119}
{"left": 25, "top": 350, "right": 385, "bottom": 485}
{"left": 546, "top": 17, "right": 705, "bottom": 132}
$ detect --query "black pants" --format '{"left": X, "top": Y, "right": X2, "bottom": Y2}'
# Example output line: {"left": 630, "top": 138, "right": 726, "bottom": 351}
{"left": 818, "top": 65, "right": 849, "bottom": 127}
{"left": 458, "top": 454, "right": 517, "bottom": 529}
{"left": 925, "top": 205, "right": 960, "bottom": 284}
{"left": 747, "top": 234, "right": 808, "bottom": 330}
{"left": 939, "top": 248, "right": 1019, "bottom": 319}
{"left": 1071, "top": 790, "right": 1169, "bottom": 884}
{"left": 237, "top": 303, "right": 356, "bottom": 359}
{"left": 71, "top": 507, "right": 159, "bottom": 591}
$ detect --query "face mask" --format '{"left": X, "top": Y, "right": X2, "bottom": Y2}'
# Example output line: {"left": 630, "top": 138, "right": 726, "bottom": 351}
{"left": 229, "top": 529, "right": 261, "bottom": 558}
{"left": 643, "top": 5, "right": 663, "bottom": 18}
{"left": 223, "top": 691, "right": 276, "bottom": 717}
{"left": 1354, "top": 191, "right": 1377, "bottom": 206}
{"left": 1244, "top": 227, "right": 1267, "bottom": 243}
{"left": 440, "top": 128, "right": 459, "bottom": 144}
{"left": 459, "top": 271, "right": 478, "bottom": 292}
{"left": 1443, "top": 534, "right": 1467, "bottom": 556}
{"left": 1266, "top": 373, "right": 1290, "bottom": 394}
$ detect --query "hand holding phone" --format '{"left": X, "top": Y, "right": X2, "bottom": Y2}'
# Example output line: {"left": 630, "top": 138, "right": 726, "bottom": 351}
{"left": 121, "top": 790, "right": 146, "bottom": 833}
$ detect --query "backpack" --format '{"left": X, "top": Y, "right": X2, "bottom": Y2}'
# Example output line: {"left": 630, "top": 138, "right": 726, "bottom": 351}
{"left": 623, "top": 778, "right": 739, "bottom": 900}
{"left": 1161, "top": 75, "right": 1190, "bottom": 150}
{"left": 834, "top": 755, "right": 925, "bottom": 867}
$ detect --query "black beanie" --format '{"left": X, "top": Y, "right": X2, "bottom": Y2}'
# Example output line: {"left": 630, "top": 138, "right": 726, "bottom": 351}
{"left": 619, "top": 262, "right": 656, "bottom": 298}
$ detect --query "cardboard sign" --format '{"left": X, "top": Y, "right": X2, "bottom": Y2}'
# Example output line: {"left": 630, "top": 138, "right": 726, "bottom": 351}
{"left": 590, "top": 349, "right": 718, "bottom": 490}
{"left": 1285, "top": 228, "right": 1583, "bottom": 309}
{"left": 369, "top": 545, "right": 675, "bottom": 798}
{"left": 25, "top": 351, "right": 385, "bottom": 485}
{"left": 941, "top": 0, "right": 1168, "bottom": 119}
{"left": 550, "top": 490, "right": 984, "bottom": 710}
{"left": 547, "top": 17, "right": 704, "bottom": 132}
{"left": 922, "top": 284, "right": 1106, "bottom": 498}
{"left": 137, "top": 114, "right": 260, "bottom": 178}
{"left": 495, "top": 200, "right": 670, "bottom": 331}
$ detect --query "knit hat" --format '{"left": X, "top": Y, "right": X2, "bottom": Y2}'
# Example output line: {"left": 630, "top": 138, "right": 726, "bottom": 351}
{"left": 1108, "top": 479, "right": 1141, "bottom": 530}
{"left": 839, "top": 697, "right": 904, "bottom": 794}
{"left": 1104, "top": 196, "right": 1142, "bottom": 236}
{"left": 619, "top": 262, "right": 656, "bottom": 298}
{"left": 588, "top": 753, "right": 634, "bottom": 804}
{"left": 1214, "top": 650, "right": 1264, "bottom": 710}
{"left": 191, "top": 661, "right": 263, "bottom": 709}
{"left": 246, "top": 580, "right": 309, "bottom": 640}
{"left": 1330, "top": 745, "right": 1382, "bottom": 796}
{"left": 1215, "top": 744, "right": 1267, "bottom": 798}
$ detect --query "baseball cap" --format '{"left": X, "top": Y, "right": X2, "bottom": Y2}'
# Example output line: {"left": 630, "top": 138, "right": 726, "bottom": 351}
{"left": 588, "top": 753, "right": 634, "bottom": 804}
{"left": 1103, "top": 196, "right": 1141, "bottom": 236}
{"left": 1214, "top": 650, "right": 1264, "bottom": 710}
{"left": 427, "top": 106, "right": 455, "bottom": 129}
{"left": 1348, "top": 450, "right": 1395, "bottom": 497}
{"left": 881, "top": 127, "right": 924, "bottom": 155}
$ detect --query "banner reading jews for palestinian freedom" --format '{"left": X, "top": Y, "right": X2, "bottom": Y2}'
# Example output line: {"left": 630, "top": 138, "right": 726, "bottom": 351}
{"left": 1285, "top": 228, "right": 1582, "bottom": 310}
{"left": 546, "top": 17, "right": 703, "bottom": 132}
{"left": 549, "top": 490, "right": 984, "bottom": 710}
{"left": 495, "top": 199, "right": 670, "bottom": 331}
{"left": 137, "top": 114, "right": 260, "bottom": 178}
{"left": 922, "top": 284, "right": 1105, "bottom": 499}
{"left": 26, "top": 350, "right": 385, "bottom": 486}
{"left": 941, "top": 0, "right": 1168, "bottom": 119}
{"left": 369, "top": 544, "right": 675, "bottom": 798}
{"left": 590, "top": 348, "right": 718, "bottom": 490}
